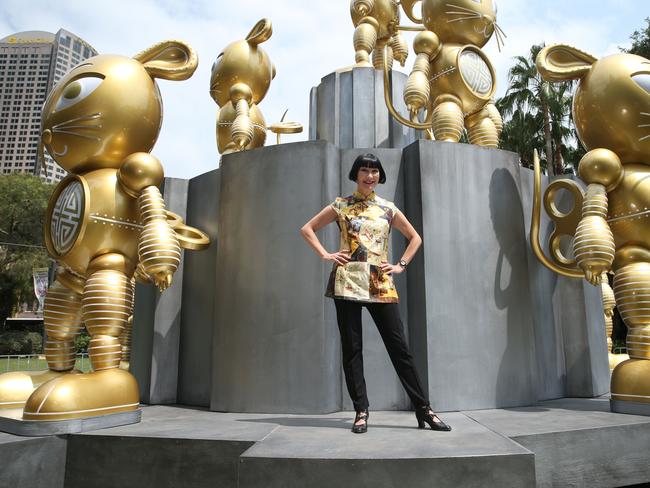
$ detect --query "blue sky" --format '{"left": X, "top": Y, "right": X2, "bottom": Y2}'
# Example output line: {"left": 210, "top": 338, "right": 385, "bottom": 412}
{"left": 0, "top": 0, "right": 647, "bottom": 178}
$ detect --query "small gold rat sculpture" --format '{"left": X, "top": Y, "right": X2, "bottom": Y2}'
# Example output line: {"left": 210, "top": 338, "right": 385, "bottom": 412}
{"left": 209, "top": 18, "right": 302, "bottom": 155}
{"left": 383, "top": 0, "right": 504, "bottom": 147}
{"left": 0, "top": 40, "right": 209, "bottom": 420}
{"left": 531, "top": 44, "right": 650, "bottom": 414}
{"left": 350, "top": 0, "right": 408, "bottom": 70}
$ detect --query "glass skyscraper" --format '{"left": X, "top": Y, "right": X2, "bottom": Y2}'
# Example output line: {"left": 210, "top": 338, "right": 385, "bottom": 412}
{"left": 0, "top": 29, "right": 97, "bottom": 184}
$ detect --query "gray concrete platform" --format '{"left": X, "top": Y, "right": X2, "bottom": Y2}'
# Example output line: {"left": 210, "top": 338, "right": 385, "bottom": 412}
{"left": 466, "top": 398, "right": 650, "bottom": 488}
{"left": 0, "top": 408, "right": 141, "bottom": 437}
{"left": 4, "top": 399, "right": 650, "bottom": 488}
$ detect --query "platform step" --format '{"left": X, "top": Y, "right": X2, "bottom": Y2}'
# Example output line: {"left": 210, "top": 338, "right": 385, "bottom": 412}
{"left": 3, "top": 400, "right": 650, "bottom": 488}
{"left": 238, "top": 412, "right": 534, "bottom": 488}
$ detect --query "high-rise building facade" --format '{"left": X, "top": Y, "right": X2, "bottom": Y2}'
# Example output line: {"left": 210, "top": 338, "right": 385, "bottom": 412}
{"left": 0, "top": 29, "right": 97, "bottom": 184}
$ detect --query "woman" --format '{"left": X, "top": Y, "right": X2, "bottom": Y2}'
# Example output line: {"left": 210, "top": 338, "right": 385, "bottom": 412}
{"left": 300, "top": 153, "right": 451, "bottom": 434}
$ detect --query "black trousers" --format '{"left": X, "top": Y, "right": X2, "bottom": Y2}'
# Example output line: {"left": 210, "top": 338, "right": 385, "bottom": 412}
{"left": 334, "top": 299, "right": 429, "bottom": 412}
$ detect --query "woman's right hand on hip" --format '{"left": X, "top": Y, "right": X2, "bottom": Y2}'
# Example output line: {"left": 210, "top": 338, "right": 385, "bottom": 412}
{"left": 322, "top": 251, "right": 351, "bottom": 266}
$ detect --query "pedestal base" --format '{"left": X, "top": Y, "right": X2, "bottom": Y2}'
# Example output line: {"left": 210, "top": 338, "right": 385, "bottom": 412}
{"left": 4, "top": 399, "right": 650, "bottom": 488}
{"left": 610, "top": 399, "right": 650, "bottom": 416}
{"left": 0, "top": 408, "right": 141, "bottom": 436}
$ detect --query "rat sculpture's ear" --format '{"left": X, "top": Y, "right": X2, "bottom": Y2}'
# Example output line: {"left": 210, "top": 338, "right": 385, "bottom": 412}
{"left": 246, "top": 18, "right": 273, "bottom": 46}
{"left": 400, "top": 0, "right": 423, "bottom": 24}
{"left": 536, "top": 44, "right": 596, "bottom": 82}
{"left": 134, "top": 40, "right": 198, "bottom": 81}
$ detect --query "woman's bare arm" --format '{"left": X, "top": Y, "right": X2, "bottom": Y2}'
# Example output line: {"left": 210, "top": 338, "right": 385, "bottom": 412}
{"left": 300, "top": 206, "right": 350, "bottom": 266}
{"left": 380, "top": 210, "right": 422, "bottom": 274}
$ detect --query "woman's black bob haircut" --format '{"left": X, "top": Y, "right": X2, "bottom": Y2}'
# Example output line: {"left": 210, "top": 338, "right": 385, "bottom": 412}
{"left": 348, "top": 153, "right": 386, "bottom": 184}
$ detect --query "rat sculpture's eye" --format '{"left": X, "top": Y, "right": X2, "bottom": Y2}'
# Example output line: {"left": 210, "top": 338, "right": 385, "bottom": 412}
{"left": 633, "top": 73, "right": 650, "bottom": 94}
{"left": 55, "top": 75, "right": 104, "bottom": 111}
{"left": 493, "top": 0, "right": 498, "bottom": 14}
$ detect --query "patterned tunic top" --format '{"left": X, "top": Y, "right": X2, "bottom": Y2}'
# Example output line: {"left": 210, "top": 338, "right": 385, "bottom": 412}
{"left": 325, "top": 191, "right": 399, "bottom": 303}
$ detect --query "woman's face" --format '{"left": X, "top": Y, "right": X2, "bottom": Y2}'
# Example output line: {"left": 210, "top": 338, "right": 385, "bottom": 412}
{"left": 356, "top": 166, "right": 380, "bottom": 194}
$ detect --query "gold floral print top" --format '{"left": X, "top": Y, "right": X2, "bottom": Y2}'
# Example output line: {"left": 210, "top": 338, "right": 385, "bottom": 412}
{"left": 325, "top": 191, "right": 399, "bottom": 303}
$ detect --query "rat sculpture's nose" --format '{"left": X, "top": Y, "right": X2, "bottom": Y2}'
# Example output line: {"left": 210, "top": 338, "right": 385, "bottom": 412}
{"left": 41, "top": 129, "right": 52, "bottom": 145}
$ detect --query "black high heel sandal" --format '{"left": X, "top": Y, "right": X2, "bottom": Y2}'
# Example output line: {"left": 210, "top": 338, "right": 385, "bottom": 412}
{"left": 352, "top": 409, "right": 369, "bottom": 434}
{"left": 416, "top": 406, "right": 451, "bottom": 431}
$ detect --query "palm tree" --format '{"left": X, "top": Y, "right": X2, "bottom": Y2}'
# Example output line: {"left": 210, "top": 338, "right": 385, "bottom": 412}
{"left": 547, "top": 80, "right": 575, "bottom": 171}
{"left": 497, "top": 108, "right": 543, "bottom": 169}
{"left": 497, "top": 44, "right": 580, "bottom": 175}
{"left": 498, "top": 45, "right": 555, "bottom": 173}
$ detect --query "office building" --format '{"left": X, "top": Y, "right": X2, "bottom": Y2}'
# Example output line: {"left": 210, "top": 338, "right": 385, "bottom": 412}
{"left": 0, "top": 29, "right": 97, "bottom": 184}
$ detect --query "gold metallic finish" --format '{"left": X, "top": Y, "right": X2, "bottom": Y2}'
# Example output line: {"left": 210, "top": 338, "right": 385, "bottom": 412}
{"left": 611, "top": 359, "right": 650, "bottom": 404}
{"left": 232, "top": 98, "right": 255, "bottom": 150}
{"left": 0, "top": 39, "right": 210, "bottom": 421}
{"left": 120, "top": 316, "right": 133, "bottom": 369}
{"left": 530, "top": 150, "right": 585, "bottom": 278}
{"left": 382, "top": 0, "right": 503, "bottom": 147}
{"left": 350, "top": 0, "right": 402, "bottom": 69}
{"left": 0, "top": 371, "right": 70, "bottom": 409}
{"left": 578, "top": 149, "right": 623, "bottom": 190}
{"left": 268, "top": 110, "right": 304, "bottom": 145}
{"left": 118, "top": 152, "right": 164, "bottom": 197}
{"left": 404, "top": 51, "right": 433, "bottom": 113}
{"left": 383, "top": 48, "right": 434, "bottom": 130}
{"left": 465, "top": 108, "right": 499, "bottom": 148}
{"left": 608, "top": 165, "right": 650, "bottom": 249}
{"left": 573, "top": 184, "right": 615, "bottom": 284}
{"left": 165, "top": 211, "right": 210, "bottom": 251}
{"left": 390, "top": 32, "right": 409, "bottom": 66}
{"left": 601, "top": 272, "right": 629, "bottom": 370}
{"left": 43, "top": 280, "right": 83, "bottom": 371}
{"left": 133, "top": 40, "right": 198, "bottom": 82}
{"left": 217, "top": 102, "right": 267, "bottom": 154}
{"left": 56, "top": 266, "right": 86, "bottom": 295}
{"left": 538, "top": 46, "right": 650, "bottom": 165}
{"left": 536, "top": 44, "right": 650, "bottom": 410}
{"left": 432, "top": 96, "right": 464, "bottom": 142}
{"left": 210, "top": 19, "right": 302, "bottom": 155}
{"left": 610, "top": 353, "right": 628, "bottom": 372}
{"left": 485, "top": 101, "right": 503, "bottom": 137}
{"left": 22, "top": 369, "right": 139, "bottom": 421}
{"left": 373, "top": 39, "right": 394, "bottom": 71}
{"left": 601, "top": 272, "right": 616, "bottom": 349}
{"left": 354, "top": 18, "right": 379, "bottom": 66}
{"left": 421, "top": 0, "right": 501, "bottom": 48}
{"left": 119, "top": 278, "right": 135, "bottom": 370}
{"left": 138, "top": 187, "right": 181, "bottom": 289}
{"left": 614, "top": 264, "right": 650, "bottom": 360}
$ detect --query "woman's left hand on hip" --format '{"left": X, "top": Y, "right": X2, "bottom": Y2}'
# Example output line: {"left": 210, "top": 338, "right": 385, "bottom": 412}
{"left": 380, "top": 262, "right": 403, "bottom": 275}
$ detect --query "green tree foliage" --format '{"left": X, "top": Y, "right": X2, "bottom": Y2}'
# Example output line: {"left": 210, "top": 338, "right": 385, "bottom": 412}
{"left": 0, "top": 174, "right": 53, "bottom": 322}
{"left": 497, "top": 44, "right": 580, "bottom": 175}
{"left": 623, "top": 17, "right": 650, "bottom": 59}
{"left": 0, "top": 330, "right": 42, "bottom": 354}
{"left": 74, "top": 330, "right": 90, "bottom": 353}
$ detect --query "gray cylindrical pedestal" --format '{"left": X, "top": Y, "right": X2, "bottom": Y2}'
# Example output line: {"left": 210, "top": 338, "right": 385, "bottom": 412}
{"left": 210, "top": 141, "right": 342, "bottom": 414}
{"left": 135, "top": 140, "right": 609, "bottom": 414}
{"left": 309, "top": 67, "right": 417, "bottom": 150}
{"left": 404, "top": 141, "right": 539, "bottom": 411}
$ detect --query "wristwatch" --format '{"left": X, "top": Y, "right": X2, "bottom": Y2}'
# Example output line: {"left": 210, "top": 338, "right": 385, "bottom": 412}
{"left": 399, "top": 259, "right": 407, "bottom": 268}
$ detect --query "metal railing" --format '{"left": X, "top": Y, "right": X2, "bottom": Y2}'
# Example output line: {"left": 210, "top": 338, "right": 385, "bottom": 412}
{"left": 0, "top": 353, "right": 90, "bottom": 373}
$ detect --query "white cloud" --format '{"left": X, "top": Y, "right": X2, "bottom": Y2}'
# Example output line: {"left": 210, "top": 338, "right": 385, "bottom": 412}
{"left": 0, "top": 0, "right": 645, "bottom": 178}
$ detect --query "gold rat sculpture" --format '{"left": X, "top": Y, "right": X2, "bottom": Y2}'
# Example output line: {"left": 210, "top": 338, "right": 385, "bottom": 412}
{"left": 209, "top": 18, "right": 302, "bottom": 155}
{"left": 0, "top": 40, "right": 209, "bottom": 420}
{"left": 382, "top": 0, "right": 504, "bottom": 146}
{"left": 531, "top": 44, "right": 650, "bottom": 414}
{"left": 350, "top": 0, "right": 408, "bottom": 70}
